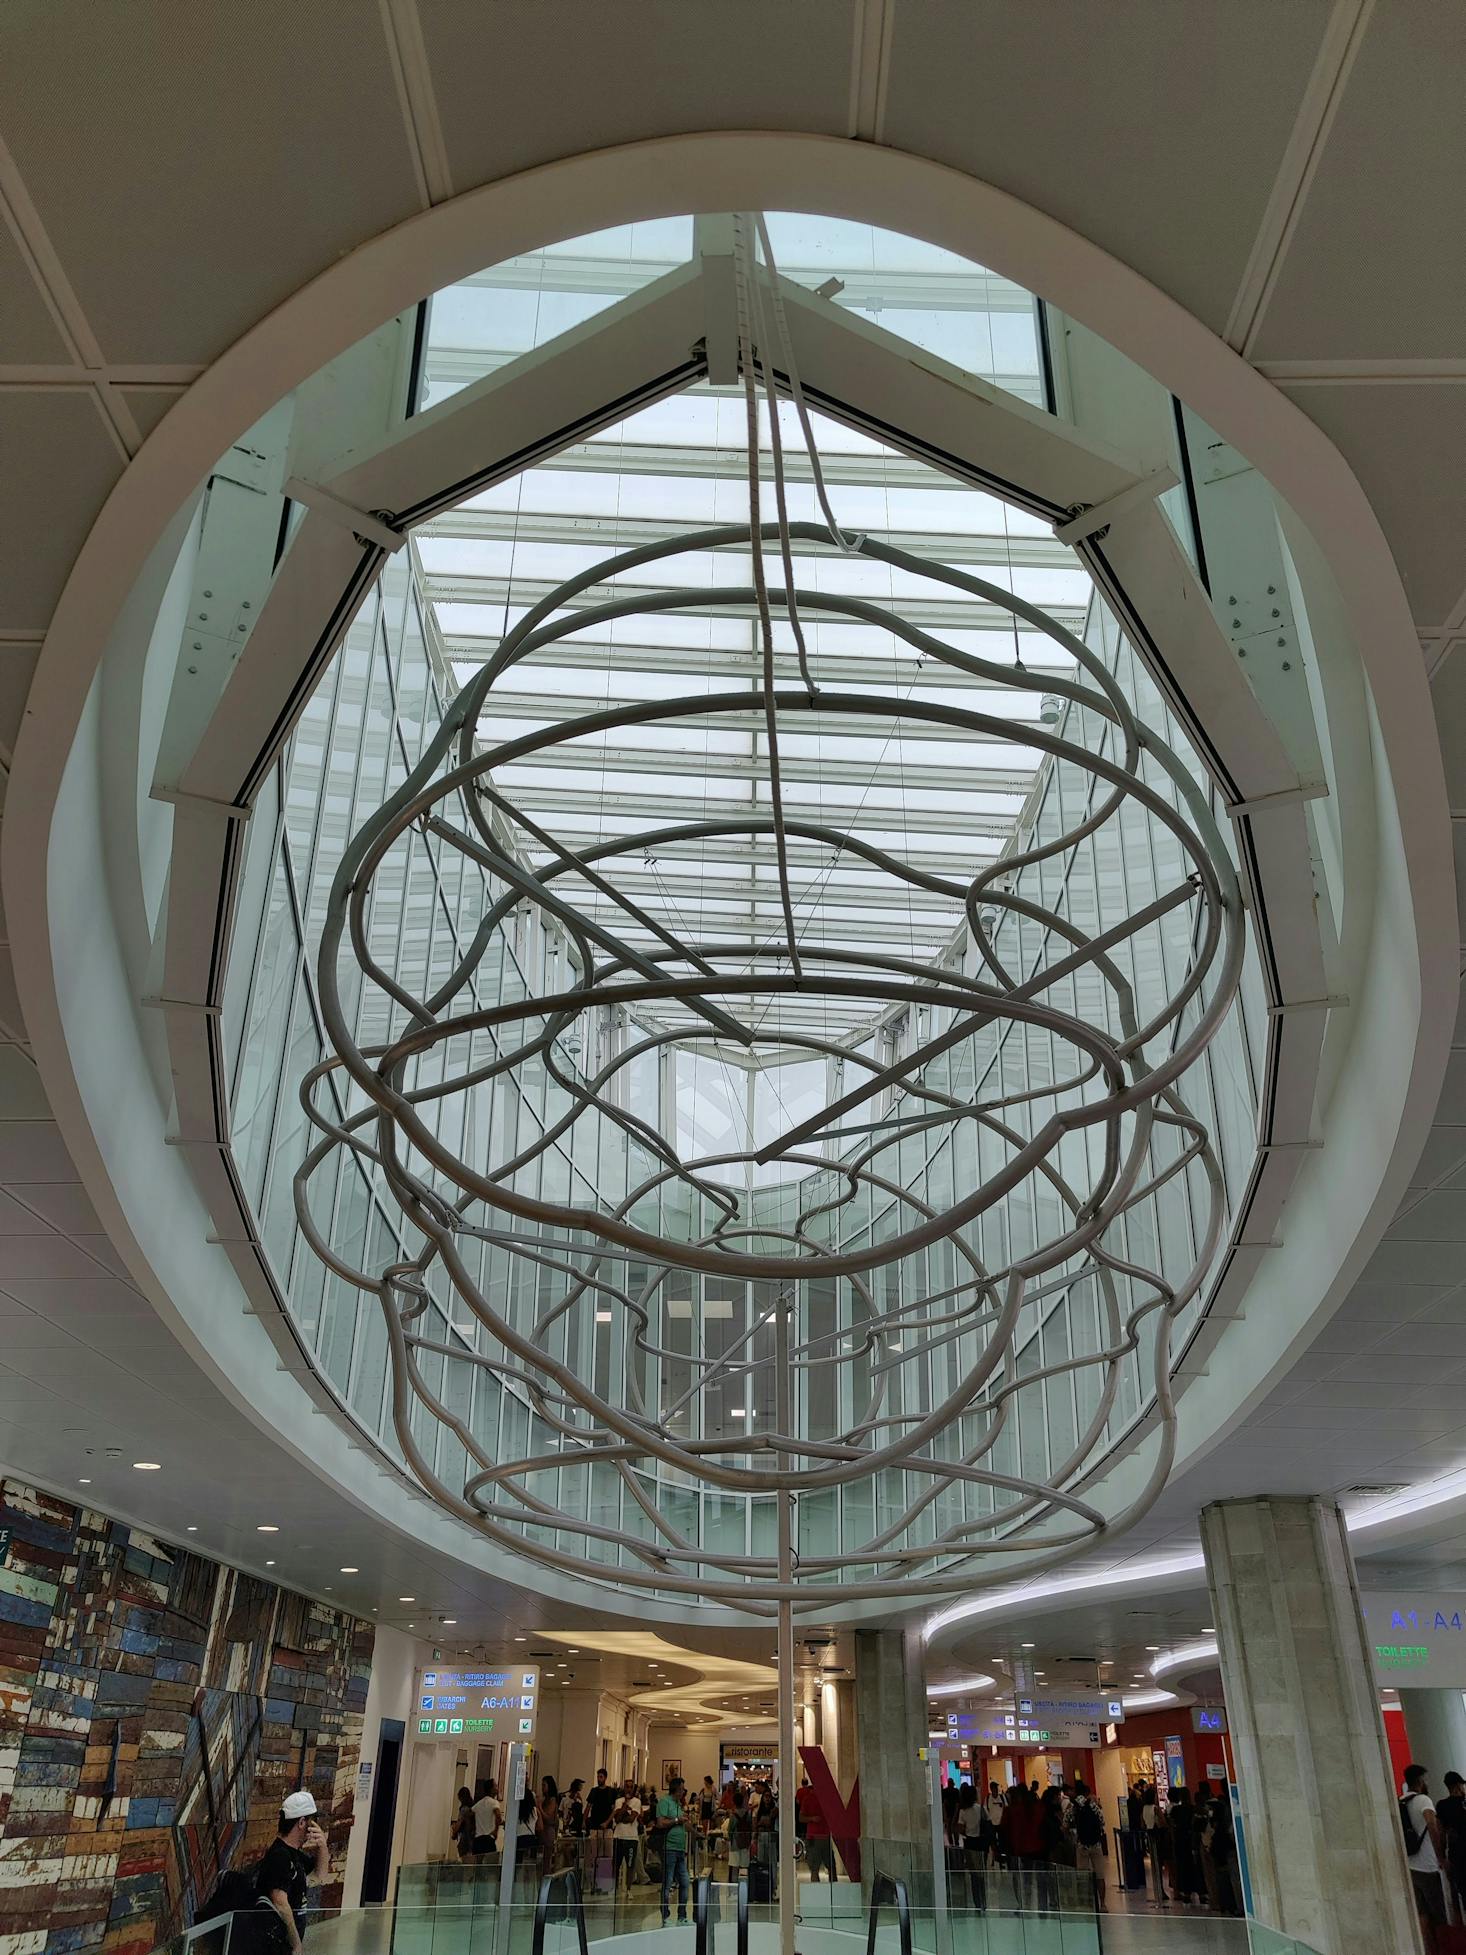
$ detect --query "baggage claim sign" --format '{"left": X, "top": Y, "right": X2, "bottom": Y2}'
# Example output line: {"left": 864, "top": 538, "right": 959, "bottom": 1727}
{"left": 416, "top": 1665, "right": 539, "bottom": 1739}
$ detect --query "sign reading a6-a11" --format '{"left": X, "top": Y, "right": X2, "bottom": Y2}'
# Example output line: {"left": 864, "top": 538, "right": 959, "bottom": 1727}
{"left": 1016, "top": 1691, "right": 1124, "bottom": 1724}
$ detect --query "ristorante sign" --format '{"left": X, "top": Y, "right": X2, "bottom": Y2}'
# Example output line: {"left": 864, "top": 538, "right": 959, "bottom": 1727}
{"left": 415, "top": 1665, "right": 539, "bottom": 1738}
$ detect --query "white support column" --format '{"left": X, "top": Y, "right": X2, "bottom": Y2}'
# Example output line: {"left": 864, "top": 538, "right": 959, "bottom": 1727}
{"left": 1202, "top": 1496, "right": 1422, "bottom": 1955}
{"left": 1399, "top": 1688, "right": 1466, "bottom": 1805}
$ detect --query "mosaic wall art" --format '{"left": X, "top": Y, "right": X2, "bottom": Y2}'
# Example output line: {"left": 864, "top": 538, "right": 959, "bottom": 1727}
{"left": 0, "top": 1479, "right": 374, "bottom": 1955}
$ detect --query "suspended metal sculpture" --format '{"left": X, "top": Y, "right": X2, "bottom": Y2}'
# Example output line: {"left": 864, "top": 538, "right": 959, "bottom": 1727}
{"left": 296, "top": 512, "right": 1244, "bottom": 1614}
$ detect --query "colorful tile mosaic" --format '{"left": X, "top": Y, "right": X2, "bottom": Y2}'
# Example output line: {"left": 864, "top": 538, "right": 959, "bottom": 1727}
{"left": 0, "top": 1481, "right": 373, "bottom": 1955}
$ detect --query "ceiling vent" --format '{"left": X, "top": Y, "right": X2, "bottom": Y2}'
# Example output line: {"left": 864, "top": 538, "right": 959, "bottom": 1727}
{"left": 1340, "top": 1483, "right": 1410, "bottom": 1500}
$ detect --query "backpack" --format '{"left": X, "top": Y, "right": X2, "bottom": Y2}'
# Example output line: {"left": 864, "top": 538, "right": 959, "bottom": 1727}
{"left": 1401, "top": 1797, "right": 1426, "bottom": 1858}
{"left": 197, "top": 1866, "right": 259, "bottom": 1925}
{"left": 1073, "top": 1799, "right": 1104, "bottom": 1848}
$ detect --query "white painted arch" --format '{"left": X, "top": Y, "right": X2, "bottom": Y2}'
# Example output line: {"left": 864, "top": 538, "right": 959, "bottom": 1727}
{"left": 5, "top": 133, "right": 1454, "bottom": 1626}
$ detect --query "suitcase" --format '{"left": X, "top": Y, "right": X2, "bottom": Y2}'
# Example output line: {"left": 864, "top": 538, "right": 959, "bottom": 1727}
{"left": 747, "top": 1862, "right": 773, "bottom": 1905}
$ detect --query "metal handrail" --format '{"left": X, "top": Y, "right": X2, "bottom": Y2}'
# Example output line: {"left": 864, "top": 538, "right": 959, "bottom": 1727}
{"left": 532, "top": 1867, "right": 589, "bottom": 1955}
{"left": 737, "top": 1873, "right": 749, "bottom": 1955}
{"left": 865, "top": 1871, "right": 912, "bottom": 1955}
{"left": 693, "top": 1874, "right": 713, "bottom": 1955}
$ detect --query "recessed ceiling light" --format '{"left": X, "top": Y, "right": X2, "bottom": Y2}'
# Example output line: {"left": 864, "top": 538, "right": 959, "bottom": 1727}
{"left": 443, "top": 1619, "right": 457, "bottom": 1626}
{"left": 399, "top": 1596, "right": 415, "bottom": 1602}
{"left": 340, "top": 1567, "right": 359, "bottom": 1574}
{"left": 1145, "top": 1645, "right": 1161, "bottom": 1652}
{"left": 1021, "top": 1642, "right": 1035, "bottom": 1649}
{"left": 257, "top": 1524, "right": 279, "bottom": 1533}
{"left": 595, "top": 1310, "right": 612, "bottom": 1323}
{"left": 1203, "top": 1627, "right": 1215, "bottom": 1635}
{"left": 78, "top": 1477, "right": 92, "bottom": 1485}
{"left": 515, "top": 1635, "right": 526, "bottom": 1642}
{"left": 133, "top": 1462, "right": 162, "bottom": 1471}
{"left": 265, "top": 1559, "right": 276, "bottom": 1567}
{"left": 186, "top": 1525, "right": 197, "bottom": 1532}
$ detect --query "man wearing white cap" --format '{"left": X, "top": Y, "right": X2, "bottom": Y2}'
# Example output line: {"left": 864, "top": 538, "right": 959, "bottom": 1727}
{"left": 256, "top": 1790, "right": 330, "bottom": 1953}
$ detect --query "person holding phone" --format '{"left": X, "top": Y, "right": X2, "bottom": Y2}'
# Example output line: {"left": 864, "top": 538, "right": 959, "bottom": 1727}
{"left": 256, "top": 1791, "right": 330, "bottom": 1954}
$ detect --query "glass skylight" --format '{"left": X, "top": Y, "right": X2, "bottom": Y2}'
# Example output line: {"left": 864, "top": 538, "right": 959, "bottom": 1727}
{"left": 412, "top": 220, "right": 1085, "bottom": 1041}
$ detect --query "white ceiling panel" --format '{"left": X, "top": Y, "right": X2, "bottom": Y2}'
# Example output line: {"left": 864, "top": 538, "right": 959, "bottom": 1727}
{"left": 418, "top": 0, "right": 855, "bottom": 188}
{"left": 0, "top": 217, "right": 71, "bottom": 363}
{"left": 1385, "top": 1190, "right": 1466, "bottom": 1242}
{"left": 0, "top": 1233, "right": 117, "bottom": 1280}
{"left": 1252, "top": 1, "right": 1466, "bottom": 361}
{"left": 0, "top": 1275, "right": 154, "bottom": 1316}
{"left": 0, "top": 391, "right": 122, "bottom": 634}
{"left": 0, "top": 1188, "right": 58, "bottom": 1233}
{"left": 0, "top": 1, "right": 422, "bottom": 364}
{"left": 1277, "top": 383, "right": 1466, "bottom": 628}
{"left": 882, "top": 0, "right": 1333, "bottom": 334}
{"left": 1325, "top": 1350, "right": 1466, "bottom": 1386}
{"left": 1362, "top": 1238, "right": 1466, "bottom": 1292}
{"left": 118, "top": 384, "right": 188, "bottom": 444}
{"left": 7, "top": 1179, "right": 103, "bottom": 1234}
{"left": 1405, "top": 1293, "right": 1466, "bottom": 1327}
{"left": 1407, "top": 1125, "right": 1466, "bottom": 1188}
{"left": 0, "top": 1117, "right": 85, "bottom": 1183}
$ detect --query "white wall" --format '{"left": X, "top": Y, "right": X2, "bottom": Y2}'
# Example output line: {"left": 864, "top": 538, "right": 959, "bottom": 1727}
{"left": 342, "top": 1623, "right": 422, "bottom": 1907}
{"left": 647, "top": 1725, "right": 721, "bottom": 1793}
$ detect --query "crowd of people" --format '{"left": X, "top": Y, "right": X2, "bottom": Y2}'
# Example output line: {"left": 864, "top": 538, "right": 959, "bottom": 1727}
{"left": 451, "top": 1767, "right": 798, "bottom": 1924}
{"left": 939, "top": 1773, "right": 1244, "bottom": 1915}
{"left": 1400, "top": 1761, "right": 1466, "bottom": 1948}
{"left": 450, "top": 1759, "right": 1262, "bottom": 1922}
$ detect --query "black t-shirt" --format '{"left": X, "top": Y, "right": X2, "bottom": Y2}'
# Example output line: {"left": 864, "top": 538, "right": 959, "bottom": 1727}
{"left": 586, "top": 1785, "right": 618, "bottom": 1827}
{"left": 256, "top": 1840, "right": 311, "bottom": 1920}
{"left": 1438, "top": 1795, "right": 1466, "bottom": 1858}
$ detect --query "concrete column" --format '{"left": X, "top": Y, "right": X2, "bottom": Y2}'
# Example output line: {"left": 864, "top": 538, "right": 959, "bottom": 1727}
{"left": 1400, "top": 1688, "right": 1466, "bottom": 1795}
{"left": 854, "top": 1627, "right": 929, "bottom": 1848}
{"left": 1202, "top": 1496, "right": 1422, "bottom": 1955}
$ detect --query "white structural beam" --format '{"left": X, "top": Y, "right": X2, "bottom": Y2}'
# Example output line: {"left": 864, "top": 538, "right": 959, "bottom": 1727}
{"left": 457, "top": 252, "right": 1036, "bottom": 313}
{"left": 420, "top": 505, "right": 1075, "bottom": 571}
{"left": 422, "top": 570, "right": 1085, "bottom": 635}
{"left": 445, "top": 637, "right": 1069, "bottom": 691}
{"left": 495, "top": 439, "right": 1043, "bottom": 491}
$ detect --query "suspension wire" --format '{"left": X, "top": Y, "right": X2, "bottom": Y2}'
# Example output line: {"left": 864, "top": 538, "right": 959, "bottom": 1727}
{"left": 754, "top": 213, "right": 862, "bottom": 557}
{"left": 733, "top": 212, "right": 803, "bottom": 981}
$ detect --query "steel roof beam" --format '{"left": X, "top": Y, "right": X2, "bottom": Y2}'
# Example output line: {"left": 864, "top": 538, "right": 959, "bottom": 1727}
{"left": 475, "top": 689, "right": 1043, "bottom": 748}
{"left": 490, "top": 746, "right": 1033, "bottom": 794}
{"left": 501, "top": 787, "right": 1015, "bottom": 836}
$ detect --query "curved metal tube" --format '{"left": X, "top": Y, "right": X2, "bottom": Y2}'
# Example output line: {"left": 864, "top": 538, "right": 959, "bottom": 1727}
{"left": 295, "top": 522, "right": 1244, "bottom": 1610}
